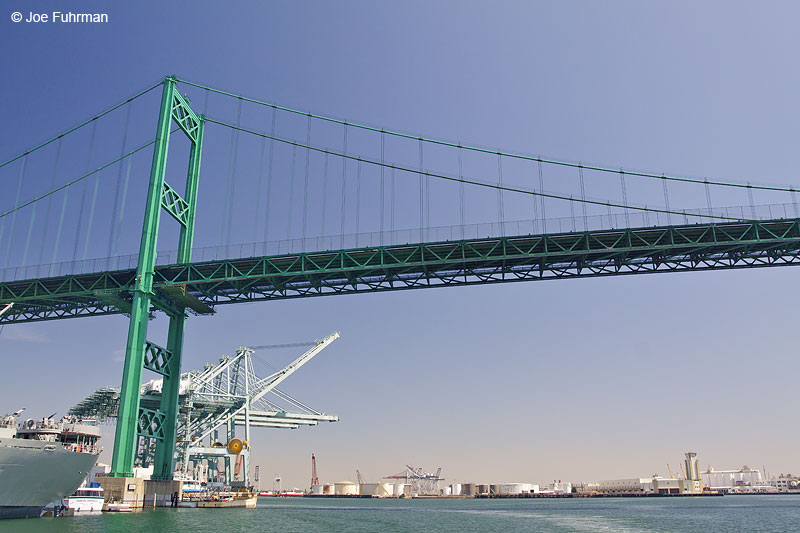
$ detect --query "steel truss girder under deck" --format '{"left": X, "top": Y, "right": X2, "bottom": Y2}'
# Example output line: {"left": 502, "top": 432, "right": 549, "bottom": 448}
{"left": 3, "top": 218, "right": 800, "bottom": 323}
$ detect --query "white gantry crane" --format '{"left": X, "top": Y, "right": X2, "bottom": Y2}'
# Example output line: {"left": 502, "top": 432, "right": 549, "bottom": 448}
{"left": 0, "top": 302, "right": 13, "bottom": 318}
{"left": 70, "top": 332, "right": 341, "bottom": 487}
{"left": 179, "top": 332, "right": 341, "bottom": 485}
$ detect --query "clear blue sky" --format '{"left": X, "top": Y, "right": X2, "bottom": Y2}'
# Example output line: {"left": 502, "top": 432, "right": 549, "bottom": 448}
{"left": 1, "top": 1, "right": 800, "bottom": 488}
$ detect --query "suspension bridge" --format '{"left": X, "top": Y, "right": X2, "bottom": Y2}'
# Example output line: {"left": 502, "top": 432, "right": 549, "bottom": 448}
{"left": 2, "top": 75, "right": 800, "bottom": 483}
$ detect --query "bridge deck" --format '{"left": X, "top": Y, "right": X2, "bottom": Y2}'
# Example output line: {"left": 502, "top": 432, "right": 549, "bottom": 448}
{"left": 3, "top": 218, "right": 800, "bottom": 323}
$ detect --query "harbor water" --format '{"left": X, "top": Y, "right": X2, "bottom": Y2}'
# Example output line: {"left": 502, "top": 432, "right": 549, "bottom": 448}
{"left": 4, "top": 495, "right": 800, "bottom": 532}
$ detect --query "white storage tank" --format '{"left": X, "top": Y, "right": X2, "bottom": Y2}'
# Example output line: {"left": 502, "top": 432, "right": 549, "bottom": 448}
{"left": 451, "top": 483, "right": 462, "bottom": 496}
{"left": 323, "top": 484, "right": 335, "bottom": 495}
{"left": 359, "top": 483, "right": 393, "bottom": 497}
{"left": 311, "top": 484, "right": 323, "bottom": 495}
{"left": 334, "top": 481, "right": 359, "bottom": 495}
{"left": 360, "top": 483, "right": 380, "bottom": 496}
{"left": 498, "top": 483, "right": 532, "bottom": 495}
{"left": 377, "top": 483, "right": 394, "bottom": 497}
{"left": 395, "top": 483, "right": 412, "bottom": 497}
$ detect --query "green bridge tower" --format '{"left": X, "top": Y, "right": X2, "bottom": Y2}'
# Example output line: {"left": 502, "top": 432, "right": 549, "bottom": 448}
{"left": 109, "top": 76, "right": 206, "bottom": 480}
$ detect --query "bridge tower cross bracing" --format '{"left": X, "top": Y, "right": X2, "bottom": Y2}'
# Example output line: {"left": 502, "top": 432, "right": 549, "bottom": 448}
{"left": 110, "top": 75, "right": 205, "bottom": 479}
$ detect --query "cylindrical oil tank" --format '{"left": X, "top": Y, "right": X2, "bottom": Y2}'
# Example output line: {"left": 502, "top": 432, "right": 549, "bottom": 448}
{"left": 311, "top": 484, "right": 323, "bottom": 495}
{"left": 395, "top": 483, "right": 412, "bottom": 497}
{"left": 443, "top": 486, "right": 452, "bottom": 496}
{"left": 360, "top": 483, "right": 380, "bottom": 496}
{"left": 323, "top": 484, "right": 335, "bottom": 495}
{"left": 451, "top": 483, "right": 462, "bottom": 496}
{"left": 334, "top": 481, "right": 359, "bottom": 495}
{"left": 377, "top": 483, "right": 394, "bottom": 497}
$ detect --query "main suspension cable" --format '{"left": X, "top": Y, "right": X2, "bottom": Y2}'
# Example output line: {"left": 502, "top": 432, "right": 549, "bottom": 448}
{"left": 0, "top": 129, "right": 179, "bottom": 220}
{"left": 0, "top": 80, "right": 162, "bottom": 171}
{"left": 176, "top": 77, "right": 796, "bottom": 194}
{"left": 204, "top": 117, "right": 751, "bottom": 223}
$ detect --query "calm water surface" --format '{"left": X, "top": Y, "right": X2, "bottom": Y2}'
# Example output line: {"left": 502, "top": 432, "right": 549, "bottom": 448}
{"left": 4, "top": 495, "right": 800, "bottom": 532}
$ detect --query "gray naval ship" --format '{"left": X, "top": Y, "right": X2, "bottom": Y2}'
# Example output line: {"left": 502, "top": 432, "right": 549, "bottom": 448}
{"left": 0, "top": 411, "right": 100, "bottom": 519}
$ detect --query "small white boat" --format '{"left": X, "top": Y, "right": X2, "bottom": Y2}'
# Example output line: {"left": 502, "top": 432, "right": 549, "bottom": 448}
{"left": 103, "top": 502, "right": 132, "bottom": 512}
{"left": 66, "top": 484, "right": 104, "bottom": 513}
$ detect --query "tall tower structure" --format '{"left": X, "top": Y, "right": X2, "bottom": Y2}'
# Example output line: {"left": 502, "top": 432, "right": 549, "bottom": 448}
{"left": 684, "top": 452, "right": 702, "bottom": 493}
{"left": 311, "top": 454, "right": 319, "bottom": 488}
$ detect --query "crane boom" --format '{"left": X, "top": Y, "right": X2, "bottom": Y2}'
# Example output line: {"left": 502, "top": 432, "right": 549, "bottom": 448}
{"left": 249, "top": 332, "right": 339, "bottom": 404}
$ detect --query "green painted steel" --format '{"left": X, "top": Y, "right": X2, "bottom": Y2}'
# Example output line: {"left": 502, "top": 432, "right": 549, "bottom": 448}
{"left": 110, "top": 78, "right": 176, "bottom": 477}
{"left": 3, "top": 218, "right": 800, "bottom": 324}
{"left": 152, "top": 103, "right": 204, "bottom": 481}
{"left": 107, "top": 76, "right": 204, "bottom": 479}
{"left": 160, "top": 182, "right": 190, "bottom": 227}
{"left": 137, "top": 407, "right": 167, "bottom": 440}
{"left": 152, "top": 314, "right": 185, "bottom": 479}
{"left": 142, "top": 341, "right": 173, "bottom": 377}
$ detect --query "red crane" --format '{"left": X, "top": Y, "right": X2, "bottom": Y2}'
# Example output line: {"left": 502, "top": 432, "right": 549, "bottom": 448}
{"left": 311, "top": 453, "right": 319, "bottom": 487}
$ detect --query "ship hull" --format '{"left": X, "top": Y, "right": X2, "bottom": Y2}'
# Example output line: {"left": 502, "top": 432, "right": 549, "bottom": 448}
{"left": 0, "top": 437, "right": 99, "bottom": 519}
{"left": 0, "top": 506, "right": 46, "bottom": 519}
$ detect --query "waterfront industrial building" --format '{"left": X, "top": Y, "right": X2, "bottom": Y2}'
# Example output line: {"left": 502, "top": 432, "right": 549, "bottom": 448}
{"left": 595, "top": 452, "right": 705, "bottom": 496}
{"left": 701, "top": 466, "right": 763, "bottom": 490}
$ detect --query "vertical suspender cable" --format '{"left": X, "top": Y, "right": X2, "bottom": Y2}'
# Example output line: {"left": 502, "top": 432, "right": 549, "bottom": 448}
{"left": 21, "top": 204, "right": 36, "bottom": 268}
{"left": 38, "top": 138, "right": 62, "bottom": 265}
{"left": 107, "top": 102, "right": 132, "bottom": 258}
{"left": 302, "top": 115, "right": 311, "bottom": 242}
{"left": 390, "top": 166, "right": 395, "bottom": 237}
{"left": 321, "top": 152, "right": 329, "bottom": 238}
{"left": 661, "top": 174, "right": 671, "bottom": 225}
{"left": 355, "top": 158, "right": 361, "bottom": 242}
{"left": 380, "top": 131, "right": 385, "bottom": 242}
{"left": 497, "top": 153, "right": 505, "bottom": 236}
{"left": 791, "top": 187, "right": 798, "bottom": 219}
{"left": 620, "top": 169, "right": 630, "bottom": 228}
{"left": 50, "top": 155, "right": 69, "bottom": 268}
{"left": 254, "top": 108, "right": 269, "bottom": 244}
{"left": 287, "top": 144, "right": 297, "bottom": 241}
{"left": 747, "top": 183, "right": 756, "bottom": 219}
{"left": 531, "top": 159, "right": 539, "bottom": 233}
{"left": 225, "top": 99, "right": 243, "bottom": 248}
{"left": 537, "top": 159, "right": 546, "bottom": 232}
{"left": 265, "top": 109, "right": 277, "bottom": 243}
{"left": 340, "top": 124, "right": 348, "bottom": 247}
{"left": 80, "top": 153, "right": 103, "bottom": 264}
{"left": 72, "top": 121, "right": 97, "bottom": 262}
{"left": 704, "top": 179, "right": 713, "bottom": 218}
{"left": 1, "top": 158, "right": 26, "bottom": 259}
{"left": 0, "top": 158, "right": 21, "bottom": 265}
{"left": 425, "top": 149, "right": 430, "bottom": 240}
{"left": 221, "top": 101, "right": 238, "bottom": 246}
{"left": 112, "top": 158, "right": 133, "bottom": 260}
{"left": 458, "top": 145, "right": 465, "bottom": 237}
{"left": 570, "top": 196, "right": 575, "bottom": 232}
{"left": 418, "top": 138, "right": 424, "bottom": 240}
{"left": 578, "top": 164, "right": 587, "bottom": 231}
